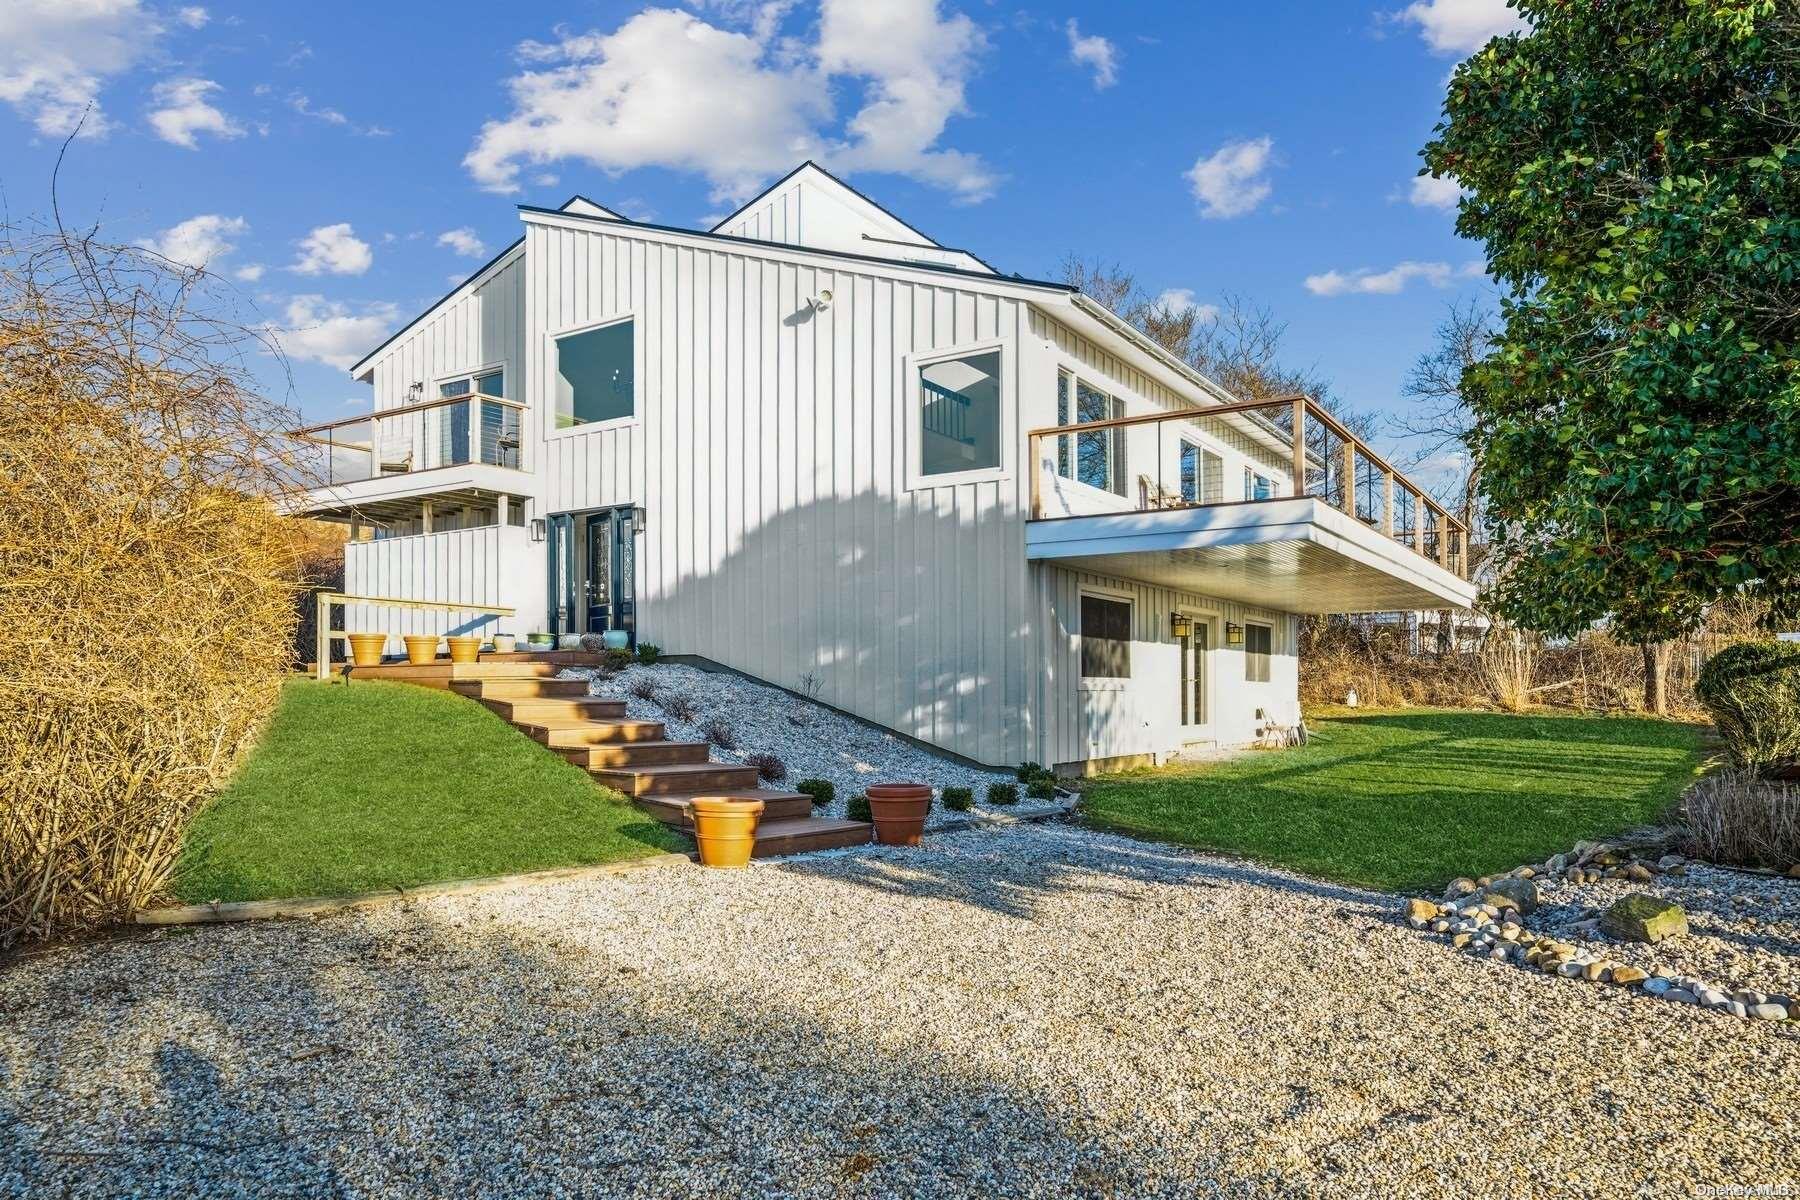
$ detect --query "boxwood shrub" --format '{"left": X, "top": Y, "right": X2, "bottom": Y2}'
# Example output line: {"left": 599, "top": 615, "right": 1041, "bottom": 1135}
{"left": 1025, "top": 777, "right": 1058, "bottom": 800}
{"left": 1696, "top": 641, "right": 1800, "bottom": 774}
{"left": 987, "top": 782, "right": 1019, "bottom": 807}
{"left": 846, "top": 793, "right": 872, "bottom": 823}
{"left": 941, "top": 786, "right": 973, "bottom": 812}
{"left": 795, "top": 778, "right": 835, "bottom": 807}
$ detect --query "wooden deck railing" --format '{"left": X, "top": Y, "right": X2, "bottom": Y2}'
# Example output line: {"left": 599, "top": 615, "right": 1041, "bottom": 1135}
{"left": 289, "top": 393, "right": 529, "bottom": 486}
{"left": 1026, "top": 393, "right": 1471, "bottom": 579}
{"left": 314, "top": 592, "right": 516, "bottom": 680}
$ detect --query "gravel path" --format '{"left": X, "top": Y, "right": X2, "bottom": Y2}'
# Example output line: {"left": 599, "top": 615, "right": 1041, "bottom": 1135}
{"left": 5, "top": 823, "right": 1797, "bottom": 1197}
{"left": 563, "top": 663, "right": 1060, "bottom": 826}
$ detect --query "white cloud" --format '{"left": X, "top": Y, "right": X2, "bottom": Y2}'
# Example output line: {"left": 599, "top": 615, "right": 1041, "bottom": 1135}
{"left": 290, "top": 93, "right": 347, "bottom": 125}
{"left": 0, "top": 0, "right": 158, "bottom": 137}
{"left": 1154, "top": 288, "right": 1220, "bottom": 323}
{"left": 291, "top": 223, "right": 373, "bottom": 276}
{"left": 1065, "top": 19, "right": 1118, "bottom": 89}
{"left": 436, "top": 227, "right": 487, "bottom": 258}
{"left": 177, "top": 6, "right": 209, "bottom": 28}
{"left": 1304, "top": 259, "right": 1483, "bottom": 297}
{"left": 136, "top": 213, "right": 247, "bottom": 270}
{"left": 1397, "top": 0, "right": 1527, "bottom": 55}
{"left": 465, "top": 1, "right": 997, "bottom": 205}
{"left": 1184, "top": 136, "right": 1275, "bottom": 219}
{"left": 1408, "top": 173, "right": 1464, "bottom": 210}
{"left": 234, "top": 263, "right": 265, "bottom": 282}
{"left": 267, "top": 295, "right": 400, "bottom": 370}
{"left": 147, "top": 77, "right": 242, "bottom": 148}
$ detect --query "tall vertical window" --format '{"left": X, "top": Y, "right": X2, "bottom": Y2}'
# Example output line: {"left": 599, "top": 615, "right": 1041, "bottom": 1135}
{"left": 1179, "top": 441, "right": 1201, "bottom": 503}
{"left": 1244, "top": 467, "right": 1275, "bottom": 501}
{"left": 919, "top": 350, "right": 1001, "bottom": 475}
{"left": 1080, "top": 594, "right": 1132, "bottom": 679}
{"left": 435, "top": 369, "right": 504, "bottom": 466}
{"left": 1055, "top": 370, "right": 1125, "bottom": 495}
{"left": 1244, "top": 622, "right": 1272, "bottom": 683}
{"left": 555, "top": 319, "right": 634, "bottom": 428}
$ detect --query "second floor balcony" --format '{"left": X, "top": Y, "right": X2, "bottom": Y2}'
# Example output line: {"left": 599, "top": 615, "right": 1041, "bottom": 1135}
{"left": 290, "top": 391, "right": 527, "bottom": 488}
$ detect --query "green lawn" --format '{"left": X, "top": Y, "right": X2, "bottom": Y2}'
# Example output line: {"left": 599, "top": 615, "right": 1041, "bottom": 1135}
{"left": 1079, "top": 709, "right": 1706, "bottom": 893}
{"left": 174, "top": 678, "right": 687, "bottom": 904}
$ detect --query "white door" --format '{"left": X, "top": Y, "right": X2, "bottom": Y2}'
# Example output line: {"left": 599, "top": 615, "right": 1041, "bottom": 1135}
{"left": 1178, "top": 618, "right": 1212, "bottom": 742}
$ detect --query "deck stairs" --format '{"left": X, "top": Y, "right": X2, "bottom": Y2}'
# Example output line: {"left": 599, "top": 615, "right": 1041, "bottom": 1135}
{"left": 335, "top": 655, "right": 872, "bottom": 857}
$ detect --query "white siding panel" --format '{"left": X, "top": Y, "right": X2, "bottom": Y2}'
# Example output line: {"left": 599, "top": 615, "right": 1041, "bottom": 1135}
{"left": 343, "top": 525, "right": 533, "bottom": 650}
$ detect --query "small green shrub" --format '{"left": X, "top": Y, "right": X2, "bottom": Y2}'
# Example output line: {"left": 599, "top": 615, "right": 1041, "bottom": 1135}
{"left": 1696, "top": 641, "right": 1800, "bottom": 773}
{"left": 941, "top": 786, "right": 973, "bottom": 811}
{"left": 846, "top": 793, "right": 872, "bottom": 822}
{"left": 987, "top": 782, "right": 1019, "bottom": 807}
{"left": 1016, "top": 761, "right": 1052, "bottom": 783}
{"left": 601, "top": 647, "right": 634, "bottom": 672}
{"left": 795, "top": 778, "right": 835, "bottom": 807}
{"left": 1026, "top": 777, "right": 1058, "bottom": 800}
{"left": 636, "top": 642, "right": 662, "bottom": 665}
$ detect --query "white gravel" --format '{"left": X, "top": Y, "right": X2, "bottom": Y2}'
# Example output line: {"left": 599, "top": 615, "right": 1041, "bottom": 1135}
{"left": 561, "top": 662, "right": 1061, "bottom": 826}
{"left": 4, "top": 823, "right": 1797, "bottom": 1197}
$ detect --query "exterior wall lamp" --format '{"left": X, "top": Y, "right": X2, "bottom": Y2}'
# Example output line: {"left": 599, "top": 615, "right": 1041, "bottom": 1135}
{"left": 529, "top": 518, "right": 546, "bottom": 543}
{"left": 1226, "top": 622, "right": 1245, "bottom": 648}
{"left": 631, "top": 505, "right": 647, "bottom": 534}
{"left": 1170, "top": 613, "right": 1194, "bottom": 639}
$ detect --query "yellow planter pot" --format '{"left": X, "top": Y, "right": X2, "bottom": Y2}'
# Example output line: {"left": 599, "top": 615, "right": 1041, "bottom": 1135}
{"left": 346, "top": 632, "right": 387, "bottom": 668}
{"left": 446, "top": 635, "right": 482, "bottom": 664}
{"left": 402, "top": 635, "right": 440, "bottom": 665}
{"left": 689, "top": 797, "right": 765, "bottom": 868}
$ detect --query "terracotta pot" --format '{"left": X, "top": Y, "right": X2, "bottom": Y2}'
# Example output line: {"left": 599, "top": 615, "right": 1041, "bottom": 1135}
{"left": 865, "top": 783, "right": 932, "bottom": 847}
{"left": 402, "top": 634, "right": 440, "bottom": 665}
{"left": 491, "top": 634, "right": 516, "bottom": 654}
{"left": 346, "top": 632, "right": 387, "bottom": 668}
{"left": 446, "top": 635, "right": 482, "bottom": 664}
{"left": 690, "top": 797, "right": 765, "bottom": 868}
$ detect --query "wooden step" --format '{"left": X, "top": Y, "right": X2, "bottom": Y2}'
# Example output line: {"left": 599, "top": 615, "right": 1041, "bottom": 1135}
{"left": 523, "top": 719, "right": 670, "bottom": 746}
{"left": 750, "top": 817, "right": 873, "bottom": 857}
{"left": 588, "top": 762, "right": 762, "bottom": 797}
{"left": 450, "top": 677, "right": 592, "bottom": 700}
{"left": 557, "top": 740, "right": 712, "bottom": 769}
{"left": 316, "top": 661, "right": 557, "bottom": 686}
{"left": 634, "top": 788, "right": 816, "bottom": 828}
{"left": 478, "top": 696, "right": 627, "bottom": 723}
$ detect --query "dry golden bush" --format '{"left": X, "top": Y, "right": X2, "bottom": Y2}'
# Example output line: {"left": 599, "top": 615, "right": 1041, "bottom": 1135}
{"left": 1476, "top": 626, "right": 1540, "bottom": 712}
{"left": 0, "top": 227, "right": 309, "bottom": 944}
{"left": 1681, "top": 769, "right": 1800, "bottom": 871}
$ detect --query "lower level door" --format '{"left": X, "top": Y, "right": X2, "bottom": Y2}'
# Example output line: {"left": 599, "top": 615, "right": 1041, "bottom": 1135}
{"left": 1179, "top": 620, "right": 1210, "bottom": 739}
{"left": 582, "top": 508, "right": 636, "bottom": 638}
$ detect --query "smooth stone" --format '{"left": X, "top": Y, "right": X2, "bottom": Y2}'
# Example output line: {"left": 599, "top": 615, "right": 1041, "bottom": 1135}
{"left": 1751, "top": 1003, "right": 1790, "bottom": 1022}
{"left": 1643, "top": 978, "right": 1672, "bottom": 996}
{"left": 1481, "top": 877, "right": 1541, "bottom": 917}
{"left": 1405, "top": 898, "right": 1439, "bottom": 922}
{"left": 1557, "top": 961, "right": 1587, "bottom": 979}
{"left": 1452, "top": 933, "right": 1473, "bottom": 949}
{"left": 1449, "top": 878, "right": 1478, "bottom": 897}
{"left": 1728, "top": 1001, "right": 1749, "bottom": 1019}
{"left": 1625, "top": 864, "right": 1654, "bottom": 882}
{"left": 1583, "top": 962, "right": 1608, "bottom": 982}
{"left": 1599, "top": 894, "right": 1689, "bottom": 944}
{"left": 1666, "top": 989, "right": 1697, "bottom": 1005}
{"left": 1611, "top": 966, "right": 1649, "bottom": 987}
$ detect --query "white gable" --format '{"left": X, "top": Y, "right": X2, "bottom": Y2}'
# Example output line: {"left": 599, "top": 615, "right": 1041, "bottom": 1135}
{"left": 562, "top": 196, "right": 626, "bottom": 220}
{"left": 711, "top": 163, "right": 994, "bottom": 275}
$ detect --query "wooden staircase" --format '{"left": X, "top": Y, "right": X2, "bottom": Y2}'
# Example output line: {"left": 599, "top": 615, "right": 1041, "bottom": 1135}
{"left": 386, "top": 660, "right": 875, "bottom": 857}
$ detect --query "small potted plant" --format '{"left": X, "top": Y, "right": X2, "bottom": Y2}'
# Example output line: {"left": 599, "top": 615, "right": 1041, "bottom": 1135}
{"left": 491, "top": 632, "right": 516, "bottom": 654}
{"left": 689, "top": 797, "right": 764, "bottom": 867}
{"left": 865, "top": 782, "right": 932, "bottom": 846}
{"left": 402, "top": 634, "right": 439, "bottom": 665}
{"left": 446, "top": 634, "right": 482, "bottom": 664}
{"left": 346, "top": 632, "right": 387, "bottom": 667}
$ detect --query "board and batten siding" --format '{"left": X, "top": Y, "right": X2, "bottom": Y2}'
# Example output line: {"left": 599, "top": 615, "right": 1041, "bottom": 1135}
{"left": 524, "top": 219, "right": 1038, "bottom": 766}
{"left": 344, "top": 525, "right": 533, "bottom": 646}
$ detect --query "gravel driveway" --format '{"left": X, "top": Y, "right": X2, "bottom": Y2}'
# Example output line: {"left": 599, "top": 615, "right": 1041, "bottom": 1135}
{"left": 4, "top": 823, "right": 1796, "bottom": 1197}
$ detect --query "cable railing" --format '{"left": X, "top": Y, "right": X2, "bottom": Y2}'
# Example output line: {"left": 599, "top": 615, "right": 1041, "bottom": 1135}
{"left": 1026, "top": 393, "right": 1471, "bottom": 580}
{"left": 289, "top": 393, "right": 527, "bottom": 486}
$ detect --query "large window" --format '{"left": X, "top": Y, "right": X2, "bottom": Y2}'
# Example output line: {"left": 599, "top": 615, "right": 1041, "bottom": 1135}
{"left": 1056, "top": 371, "right": 1126, "bottom": 495}
{"left": 555, "top": 319, "right": 634, "bottom": 428}
{"left": 1244, "top": 467, "right": 1276, "bottom": 501}
{"left": 919, "top": 350, "right": 1001, "bottom": 476}
{"left": 1080, "top": 594, "right": 1132, "bottom": 679}
{"left": 1244, "top": 622, "right": 1272, "bottom": 683}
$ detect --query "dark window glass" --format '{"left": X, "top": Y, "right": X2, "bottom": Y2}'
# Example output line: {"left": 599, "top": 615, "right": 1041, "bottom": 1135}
{"left": 1245, "top": 622, "right": 1272, "bottom": 683}
{"left": 1081, "top": 595, "right": 1132, "bottom": 678}
{"left": 557, "top": 320, "right": 634, "bottom": 427}
{"left": 1180, "top": 441, "right": 1200, "bottom": 502}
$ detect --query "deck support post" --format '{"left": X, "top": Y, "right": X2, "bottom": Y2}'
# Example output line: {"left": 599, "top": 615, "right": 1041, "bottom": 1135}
{"left": 1382, "top": 471, "right": 1395, "bottom": 537}
{"left": 1290, "top": 398, "right": 1307, "bottom": 497}
{"left": 1028, "top": 432, "right": 1042, "bottom": 519}
{"left": 1340, "top": 438, "right": 1357, "bottom": 518}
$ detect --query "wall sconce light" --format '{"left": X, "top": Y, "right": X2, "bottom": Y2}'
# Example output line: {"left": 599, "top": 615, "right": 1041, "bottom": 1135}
{"left": 631, "top": 505, "right": 647, "bottom": 534}
{"left": 1170, "top": 613, "right": 1194, "bottom": 639}
{"left": 1226, "top": 622, "right": 1244, "bottom": 648}
{"left": 809, "top": 288, "right": 833, "bottom": 312}
{"left": 529, "top": 518, "right": 546, "bottom": 543}
{"left": 407, "top": 381, "right": 425, "bottom": 403}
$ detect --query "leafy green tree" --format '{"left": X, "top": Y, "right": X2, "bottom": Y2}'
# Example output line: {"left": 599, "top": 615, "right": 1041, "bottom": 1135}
{"left": 1422, "top": 1, "right": 1800, "bottom": 711}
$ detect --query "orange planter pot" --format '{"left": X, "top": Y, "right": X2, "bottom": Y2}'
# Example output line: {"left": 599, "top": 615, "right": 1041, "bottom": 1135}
{"left": 402, "top": 634, "right": 440, "bottom": 665}
{"left": 446, "top": 635, "right": 482, "bottom": 664}
{"left": 690, "top": 797, "right": 765, "bottom": 868}
{"left": 346, "top": 632, "right": 387, "bottom": 667}
{"left": 866, "top": 783, "right": 932, "bottom": 847}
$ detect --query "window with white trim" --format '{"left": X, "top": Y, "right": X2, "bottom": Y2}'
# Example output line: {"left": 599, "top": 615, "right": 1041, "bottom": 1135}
{"left": 919, "top": 349, "right": 1002, "bottom": 476}
{"left": 1081, "top": 594, "right": 1132, "bottom": 679}
{"left": 1244, "top": 622, "right": 1272, "bottom": 683}
{"left": 556, "top": 319, "right": 634, "bottom": 428}
{"left": 1056, "top": 370, "right": 1126, "bottom": 496}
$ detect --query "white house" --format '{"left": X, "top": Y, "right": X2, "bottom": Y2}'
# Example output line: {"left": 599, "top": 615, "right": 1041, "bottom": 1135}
{"left": 293, "top": 163, "right": 1475, "bottom": 773}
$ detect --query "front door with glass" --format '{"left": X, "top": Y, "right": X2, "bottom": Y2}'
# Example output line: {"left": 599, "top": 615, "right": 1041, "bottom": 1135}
{"left": 547, "top": 506, "right": 637, "bottom": 641}
{"left": 1179, "top": 618, "right": 1211, "bottom": 739}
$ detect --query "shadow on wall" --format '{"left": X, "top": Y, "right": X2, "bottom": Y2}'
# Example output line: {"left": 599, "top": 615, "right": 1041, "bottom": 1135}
{"left": 643, "top": 489, "right": 1043, "bottom": 768}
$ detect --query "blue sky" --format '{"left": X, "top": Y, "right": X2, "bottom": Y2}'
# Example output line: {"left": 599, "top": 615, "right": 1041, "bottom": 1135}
{"left": 0, "top": 0, "right": 1520, "bottom": 455}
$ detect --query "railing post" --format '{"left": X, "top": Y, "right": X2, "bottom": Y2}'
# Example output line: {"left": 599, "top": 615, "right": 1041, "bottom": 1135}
{"left": 1382, "top": 470, "right": 1395, "bottom": 537}
{"left": 1412, "top": 490, "right": 1425, "bottom": 555}
{"left": 316, "top": 592, "right": 331, "bottom": 682}
{"left": 1028, "top": 432, "right": 1042, "bottom": 519}
{"left": 1340, "top": 438, "right": 1357, "bottom": 518}
{"left": 1290, "top": 398, "right": 1307, "bottom": 497}
{"left": 1433, "top": 506, "right": 1448, "bottom": 568}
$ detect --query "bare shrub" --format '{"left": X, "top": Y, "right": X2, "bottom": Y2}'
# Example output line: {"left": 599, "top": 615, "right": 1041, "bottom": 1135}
{"left": 626, "top": 674, "right": 659, "bottom": 702}
{"left": 656, "top": 689, "right": 697, "bottom": 722}
{"left": 702, "top": 716, "right": 737, "bottom": 750}
{"left": 0, "top": 225, "right": 308, "bottom": 944}
{"left": 744, "top": 752, "right": 787, "bottom": 783}
{"left": 1681, "top": 770, "right": 1800, "bottom": 870}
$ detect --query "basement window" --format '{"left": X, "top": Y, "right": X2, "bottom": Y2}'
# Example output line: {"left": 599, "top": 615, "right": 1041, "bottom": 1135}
{"left": 1080, "top": 594, "right": 1132, "bottom": 679}
{"left": 1245, "top": 622, "right": 1272, "bottom": 683}
{"left": 555, "top": 318, "right": 634, "bottom": 428}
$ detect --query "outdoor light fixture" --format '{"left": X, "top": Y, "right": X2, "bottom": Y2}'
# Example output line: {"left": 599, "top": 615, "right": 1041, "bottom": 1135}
{"left": 810, "top": 288, "right": 833, "bottom": 311}
{"left": 1226, "top": 622, "right": 1244, "bottom": 647}
{"left": 529, "top": 517, "right": 546, "bottom": 543}
{"left": 631, "top": 505, "right": 647, "bottom": 534}
{"left": 407, "top": 381, "right": 425, "bottom": 402}
{"left": 1170, "top": 613, "right": 1194, "bottom": 639}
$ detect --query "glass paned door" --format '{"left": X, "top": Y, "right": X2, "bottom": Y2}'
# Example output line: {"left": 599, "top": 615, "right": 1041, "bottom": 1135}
{"left": 1179, "top": 619, "right": 1210, "bottom": 733}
